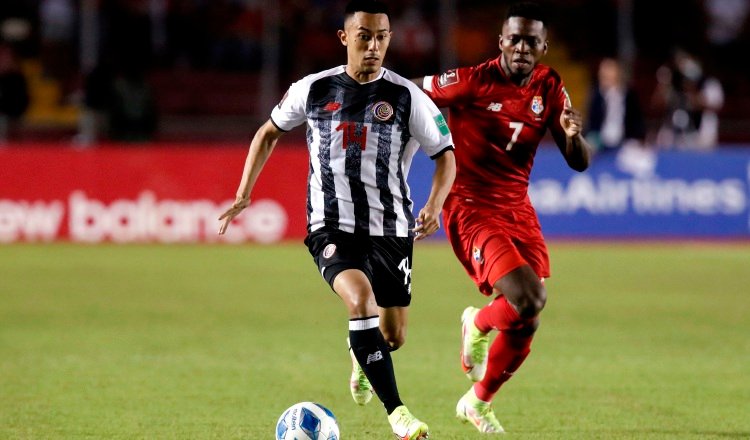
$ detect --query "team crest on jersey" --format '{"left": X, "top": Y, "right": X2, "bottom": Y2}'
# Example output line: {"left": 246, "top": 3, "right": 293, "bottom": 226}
{"left": 438, "top": 70, "right": 459, "bottom": 87}
{"left": 531, "top": 96, "right": 544, "bottom": 114}
{"left": 472, "top": 246, "right": 484, "bottom": 264}
{"left": 323, "top": 243, "right": 336, "bottom": 259}
{"left": 372, "top": 101, "right": 394, "bottom": 121}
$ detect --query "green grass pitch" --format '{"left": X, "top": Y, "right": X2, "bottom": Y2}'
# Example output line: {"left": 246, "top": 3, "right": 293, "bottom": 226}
{"left": 1, "top": 242, "right": 749, "bottom": 439}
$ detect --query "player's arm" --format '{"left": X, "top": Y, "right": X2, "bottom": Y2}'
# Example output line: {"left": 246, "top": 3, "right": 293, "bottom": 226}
{"left": 551, "top": 105, "right": 591, "bottom": 172}
{"left": 414, "top": 149, "right": 456, "bottom": 241}
{"left": 414, "top": 69, "right": 471, "bottom": 108}
{"left": 218, "top": 119, "right": 285, "bottom": 234}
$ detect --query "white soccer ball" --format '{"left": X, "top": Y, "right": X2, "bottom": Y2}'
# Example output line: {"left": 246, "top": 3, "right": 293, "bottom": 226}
{"left": 275, "top": 401, "right": 340, "bottom": 440}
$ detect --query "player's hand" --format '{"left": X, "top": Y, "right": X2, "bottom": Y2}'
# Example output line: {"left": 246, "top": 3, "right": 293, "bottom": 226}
{"left": 560, "top": 107, "right": 583, "bottom": 138}
{"left": 218, "top": 195, "right": 250, "bottom": 235}
{"left": 413, "top": 206, "right": 440, "bottom": 241}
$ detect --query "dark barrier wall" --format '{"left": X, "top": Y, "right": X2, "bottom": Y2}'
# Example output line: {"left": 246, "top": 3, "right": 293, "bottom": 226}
{"left": 2, "top": 144, "right": 749, "bottom": 242}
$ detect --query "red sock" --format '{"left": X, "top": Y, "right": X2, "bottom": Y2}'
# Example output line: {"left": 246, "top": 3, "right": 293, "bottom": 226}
{"left": 474, "top": 295, "right": 523, "bottom": 332}
{"left": 474, "top": 330, "right": 532, "bottom": 402}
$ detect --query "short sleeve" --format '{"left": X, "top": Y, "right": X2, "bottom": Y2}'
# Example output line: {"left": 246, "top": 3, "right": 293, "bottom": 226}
{"left": 270, "top": 79, "right": 308, "bottom": 131}
{"left": 547, "top": 77, "right": 572, "bottom": 137}
{"left": 408, "top": 85, "right": 455, "bottom": 158}
{"left": 421, "top": 67, "right": 474, "bottom": 108}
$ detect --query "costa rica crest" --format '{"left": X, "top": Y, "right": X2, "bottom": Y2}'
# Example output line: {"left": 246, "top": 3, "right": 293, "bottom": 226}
{"left": 372, "top": 101, "right": 394, "bottom": 121}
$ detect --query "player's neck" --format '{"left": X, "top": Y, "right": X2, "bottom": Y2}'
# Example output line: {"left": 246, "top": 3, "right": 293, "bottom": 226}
{"left": 500, "top": 57, "right": 533, "bottom": 87}
{"left": 345, "top": 66, "right": 382, "bottom": 84}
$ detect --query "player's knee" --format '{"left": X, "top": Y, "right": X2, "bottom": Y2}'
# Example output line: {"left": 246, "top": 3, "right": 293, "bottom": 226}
{"left": 517, "top": 284, "right": 546, "bottom": 318}
{"left": 513, "top": 317, "right": 540, "bottom": 336}
{"left": 381, "top": 329, "right": 406, "bottom": 351}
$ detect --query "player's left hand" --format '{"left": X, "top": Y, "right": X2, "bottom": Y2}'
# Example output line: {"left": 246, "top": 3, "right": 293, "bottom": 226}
{"left": 413, "top": 206, "right": 440, "bottom": 241}
{"left": 560, "top": 107, "right": 583, "bottom": 138}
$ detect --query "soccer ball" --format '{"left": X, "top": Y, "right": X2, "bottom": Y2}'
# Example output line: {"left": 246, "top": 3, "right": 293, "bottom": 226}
{"left": 275, "top": 401, "right": 340, "bottom": 440}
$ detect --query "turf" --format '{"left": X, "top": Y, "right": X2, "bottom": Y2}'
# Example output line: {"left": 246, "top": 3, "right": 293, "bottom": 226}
{"left": 1, "top": 243, "right": 748, "bottom": 439}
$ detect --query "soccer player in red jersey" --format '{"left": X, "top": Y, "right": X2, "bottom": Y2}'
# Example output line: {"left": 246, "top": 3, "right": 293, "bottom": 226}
{"left": 415, "top": 1, "right": 592, "bottom": 433}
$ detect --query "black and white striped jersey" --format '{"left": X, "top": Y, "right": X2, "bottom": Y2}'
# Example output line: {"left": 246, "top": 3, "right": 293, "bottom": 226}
{"left": 271, "top": 66, "right": 454, "bottom": 237}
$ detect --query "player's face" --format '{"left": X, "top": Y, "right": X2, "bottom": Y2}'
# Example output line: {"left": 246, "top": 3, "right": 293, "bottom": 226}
{"left": 338, "top": 12, "right": 391, "bottom": 81}
{"left": 499, "top": 17, "right": 547, "bottom": 81}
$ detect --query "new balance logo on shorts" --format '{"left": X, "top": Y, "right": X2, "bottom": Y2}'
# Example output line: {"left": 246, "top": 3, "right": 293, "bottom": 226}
{"left": 366, "top": 350, "right": 383, "bottom": 364}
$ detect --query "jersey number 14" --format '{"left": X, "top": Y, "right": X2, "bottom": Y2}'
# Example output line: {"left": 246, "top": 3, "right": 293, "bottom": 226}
{"left": 336, "top": 122, "right": 368, "bottom": 150}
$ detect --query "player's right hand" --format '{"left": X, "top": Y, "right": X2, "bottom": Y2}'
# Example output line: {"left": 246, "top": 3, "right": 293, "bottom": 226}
{"left": 218, "top": 196, "right": 251, "bottom": 235}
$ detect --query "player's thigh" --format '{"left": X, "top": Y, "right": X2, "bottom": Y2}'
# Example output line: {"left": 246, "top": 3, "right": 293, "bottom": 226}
{"left": 369, "top": 236, "right": 413, "bottom": 308}
{"left": 305, "top": 227, "right": 375, "bottom": 300}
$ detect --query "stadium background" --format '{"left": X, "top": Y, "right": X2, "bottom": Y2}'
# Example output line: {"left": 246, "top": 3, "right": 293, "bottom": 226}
{"left": 2, "top": 1, "right": 749, "bottom": 439}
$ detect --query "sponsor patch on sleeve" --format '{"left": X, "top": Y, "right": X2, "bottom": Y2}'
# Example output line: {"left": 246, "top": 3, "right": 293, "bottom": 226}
{"left": 438, "top": 70, "right": 459, "bottom": 88}
{"left": 434, "top": 114, "right": 449, "bottom": 136}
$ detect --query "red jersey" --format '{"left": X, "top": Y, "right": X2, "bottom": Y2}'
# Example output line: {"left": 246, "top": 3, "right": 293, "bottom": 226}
{"left": 423, "top": 57, "right": 570, "bottom": 208}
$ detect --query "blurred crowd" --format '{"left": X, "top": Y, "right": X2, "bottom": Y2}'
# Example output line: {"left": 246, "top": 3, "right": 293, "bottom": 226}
{"left": 0, "top": 0, "right": 748, "bottom": 146}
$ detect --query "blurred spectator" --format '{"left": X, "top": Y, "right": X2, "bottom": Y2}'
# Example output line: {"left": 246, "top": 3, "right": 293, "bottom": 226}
{"left": 389, "top": 6, "right": 437, "bottom": 78}
{"left": 108, "top": 66, "right": 158, "bottom": 142}
{"left": 39, "top": 0, "right": 78, "bottom": 102}
{"left": 210, "top": 0, "right": 263, "bottom": 71}
{"left": 80, "top": 56, "right": 158, "bottom": 143}
{"left": 0, "top": 41, "right": 29, "bottom": 143}
{"left": 704, "top": 0, "right": 749, "bottom": 94}
{"left": 584, "top": 57, "right": 647, "bottom": 156}
{"left": 651, "top": 49, "right": 724, "bottom": 150}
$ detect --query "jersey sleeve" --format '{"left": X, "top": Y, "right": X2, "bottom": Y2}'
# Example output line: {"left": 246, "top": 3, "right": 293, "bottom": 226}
{"left": 408, "top": 85, "right": 455, "bottom": 159}
{"left": 270, "top": 78, "right": 308, "bottom": 131}
{"left": 420, "top": 67, "right": 474, "bottom": 108}
{"left": 547, "top": 74, "right": 573, "bottom": 139}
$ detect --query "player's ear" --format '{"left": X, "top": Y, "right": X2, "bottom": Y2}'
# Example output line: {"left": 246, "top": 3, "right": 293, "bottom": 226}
{"left": 337, "top": 29, "right": 348, "bottom": 46}
{"left": 498, "top": 35, "right": 503, "bottom": 50}
{"left": 542, "top": 40, "right": 548, "bottom": 55}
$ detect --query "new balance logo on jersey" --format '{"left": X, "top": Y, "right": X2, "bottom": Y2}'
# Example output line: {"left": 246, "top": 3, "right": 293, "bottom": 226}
{"left": 486, "top": 103, "right": 503, "bottom": 112}
{"left": 366, "top": 351, "right": 383, "bottom": 364}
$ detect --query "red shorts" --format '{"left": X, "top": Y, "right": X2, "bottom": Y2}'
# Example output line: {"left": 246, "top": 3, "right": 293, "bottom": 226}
{"left": 443, "top": 195, "right": 550, "bottom": 296}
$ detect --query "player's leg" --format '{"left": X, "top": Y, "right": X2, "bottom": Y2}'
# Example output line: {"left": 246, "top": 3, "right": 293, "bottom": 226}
{"left": 379, "top": 305, "right": 408, "bottom": 350}
{"left": 471, "top": 267, "right": 542, "bottom": 402}
{"left": 455, "top": 227, "right": 547, "bottom": 433}
{"left": 456, "top": 267, "right": 540, "bottom": 434}
{"left": 334, "top": 270, "right": 400, "bottom": 408}
{"left": 369, "top": 236, "right": 429, "bottom": 439}
{"left": 472, "top": 229, "right": 549, "bottom": 403}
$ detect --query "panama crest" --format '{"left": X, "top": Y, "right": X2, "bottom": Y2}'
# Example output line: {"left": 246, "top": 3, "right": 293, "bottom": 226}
{"left": 531, "top": 96, "right": 544, "bottom": 114}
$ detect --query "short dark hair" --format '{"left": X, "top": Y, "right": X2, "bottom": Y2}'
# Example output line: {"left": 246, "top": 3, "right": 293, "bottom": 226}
{"left": 506, "top": 2, "right": 547, "bottom": 26}
{"left": 344, "top": 0, "right": 390, "bottom": 20}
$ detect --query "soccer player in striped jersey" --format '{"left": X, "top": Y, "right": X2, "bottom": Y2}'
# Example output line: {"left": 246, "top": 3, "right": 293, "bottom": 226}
{"left": 415, "top": 1, "right": 591, "bottom": 434}
{"left": 219, "top": 1, "right": 455, "bottom": 438}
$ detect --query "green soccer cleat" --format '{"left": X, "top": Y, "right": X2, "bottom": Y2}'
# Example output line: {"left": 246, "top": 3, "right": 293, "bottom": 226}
{"left": 347, "top": 337, "right": 374, "bottom": 405}
{"left": 460, "top": 306, "right": 490, "bottom": 382}
{"left": 388, "top": 405, "right": 429, "bottom": 440}
{"left": 455, "top": 388, "right": 505, "bottom": 434}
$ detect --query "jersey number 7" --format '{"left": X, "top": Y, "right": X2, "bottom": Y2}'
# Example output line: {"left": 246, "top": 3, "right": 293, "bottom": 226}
{"left": 506, "top": 122, "right": 524, "bottom": 151}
